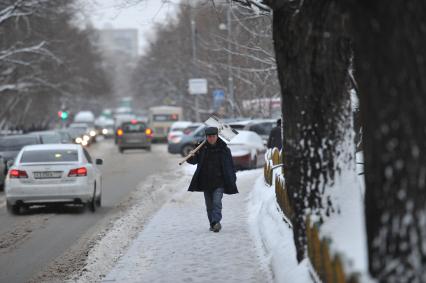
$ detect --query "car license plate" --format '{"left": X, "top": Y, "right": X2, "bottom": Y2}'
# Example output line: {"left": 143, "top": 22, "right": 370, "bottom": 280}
{"left": 33, "top": 171, "right": 62, "bottom": 179}
{"left": 127, "top": 139, "right": 141, "bottom": 143}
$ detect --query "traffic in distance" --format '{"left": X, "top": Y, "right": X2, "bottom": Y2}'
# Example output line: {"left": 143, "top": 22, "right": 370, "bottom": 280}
{"left": 0, "top": 101, "right": 278, "bottom": 215}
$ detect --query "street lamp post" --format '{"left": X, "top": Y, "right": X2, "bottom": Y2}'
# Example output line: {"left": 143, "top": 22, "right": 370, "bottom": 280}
{"left": 190, "top": 5, "right": 201, "bottom": 122}
{"left": 225, "top": 4, "right": 235, "bottom": 117}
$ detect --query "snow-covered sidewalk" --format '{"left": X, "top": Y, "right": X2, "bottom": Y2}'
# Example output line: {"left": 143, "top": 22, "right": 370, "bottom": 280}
{"left": 102, "top": 169, "right": 273, "bottom": 283}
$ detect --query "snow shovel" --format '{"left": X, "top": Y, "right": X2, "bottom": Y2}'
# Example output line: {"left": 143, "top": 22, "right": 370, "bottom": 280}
{"left": 178, "top": 115, "right": 239, "bottom": 165}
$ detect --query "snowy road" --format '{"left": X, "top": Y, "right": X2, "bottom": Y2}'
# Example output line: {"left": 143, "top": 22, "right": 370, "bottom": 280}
{"left": 0, "top": 140, "right": 177, "bottom": 283}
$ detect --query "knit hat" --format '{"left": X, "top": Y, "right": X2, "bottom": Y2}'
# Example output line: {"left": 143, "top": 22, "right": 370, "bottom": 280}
{"left": 204, "top": 126, "right": 218, "bottom": 135}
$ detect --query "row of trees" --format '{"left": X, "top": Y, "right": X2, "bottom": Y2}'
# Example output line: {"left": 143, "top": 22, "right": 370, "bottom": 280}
{"left": 0, "top": 0, "right": 111, "bottom": 129}
{"left": 235, "top": 0, "right": 425, "bottom": 282}
{"left": 130, "top": 1, "right": 280, "bottom": 120}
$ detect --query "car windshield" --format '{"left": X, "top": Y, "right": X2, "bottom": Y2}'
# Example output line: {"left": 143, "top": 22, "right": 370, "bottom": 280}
{"left": 122, "top": 122, "right": 147, "bottom": 132}
{"left": 153, "top": 114, "right": 179, "bottom": 122}
{"left": 183, "top": 125, "right": 201, "bottom": 135}
{"left": 0, "top": 136, "right": 38, "bottom": 151}
{"left": 20, "top": 149, "right": 79, "bottom": 163}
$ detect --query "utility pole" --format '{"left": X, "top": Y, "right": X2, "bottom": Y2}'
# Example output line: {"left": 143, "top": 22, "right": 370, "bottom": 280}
{"left": 190, "top": 3, "right": 201, "bottom": 122}
{"left": 226, "top": 3, "right": 235, "bottom": 117}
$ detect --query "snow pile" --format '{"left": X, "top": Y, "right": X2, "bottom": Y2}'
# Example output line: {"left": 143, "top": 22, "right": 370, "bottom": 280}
{"left": 319, "top": 150, "right": 368, "bottom": 274}
{"left": 248, "top": 173, "right": 313, "bottom": 283}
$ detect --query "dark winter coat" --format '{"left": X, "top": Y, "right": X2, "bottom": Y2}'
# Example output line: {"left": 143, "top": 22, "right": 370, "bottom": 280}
{"left": 187, "top": 138, "right": 238, "bottom": 195}
{"left": 267, "top": 126, "right": 282, "bottom": 150}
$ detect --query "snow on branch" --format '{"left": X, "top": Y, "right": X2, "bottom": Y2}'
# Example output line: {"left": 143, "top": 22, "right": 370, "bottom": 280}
{"left": 0, "top": 82, "right": 34, "bottom": 93}
{"left": 232, "top": 0, "right": 271, "bottom": 13}
{"left": 0, "top": 41, "right": 62, "bottom": 64}
{"left": 0, "top": 0, "right": 50, "bottom": 25}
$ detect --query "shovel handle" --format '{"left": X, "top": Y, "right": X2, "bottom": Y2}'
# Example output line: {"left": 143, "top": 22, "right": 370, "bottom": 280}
{"left": 179, "top": 140, "right": 206, "bottom": 165}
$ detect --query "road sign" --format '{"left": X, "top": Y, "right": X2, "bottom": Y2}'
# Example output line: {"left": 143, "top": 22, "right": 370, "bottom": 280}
{"left": 189, "top": 78, "right": 208, "bottom": 95}
{"left": 213, "top": 89, "right": 225, "bottom": 99}
{"left": 212, "top": 89, "right": 225, "bottom": 111}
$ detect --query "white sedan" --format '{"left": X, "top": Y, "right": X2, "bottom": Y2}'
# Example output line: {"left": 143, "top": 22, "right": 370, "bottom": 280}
{"left": 5, "top": 144, "right": 102, "bottom": 215}
{"left": 227, "top": 130, "right": 266, "bottom": 170}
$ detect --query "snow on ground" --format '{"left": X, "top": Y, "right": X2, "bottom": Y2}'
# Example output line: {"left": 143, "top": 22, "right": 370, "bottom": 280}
{"left": 69, "top": 150, "right": 369, "bottom": 283}
{"left": 68, "top": 163, "right": 189, "bottom": 282}
{"left": 248, "top": 173, "right": 313, "bottom": 283}
{"left": 102, "top": 168, "right": 273, "bottom": 283}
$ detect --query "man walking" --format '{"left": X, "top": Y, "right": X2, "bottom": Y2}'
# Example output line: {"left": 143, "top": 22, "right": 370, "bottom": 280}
{"left": 187, "top": 126, "right": 238, "bottom": 232}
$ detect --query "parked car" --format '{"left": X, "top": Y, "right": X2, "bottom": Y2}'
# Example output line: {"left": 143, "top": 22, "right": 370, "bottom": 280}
{"left": 5, "top": 144, "right": 103, "bottom": 214}
{"left": 168, "top": 125, "right": 206, "bottom": 156}
{"left": 227, "top": 119, "right": 253, "bottom": 130}
{"left": 167, "top": 121, "right": 193, "bottom": 143}
{"left": 182, "top": 123, "right": 203, "bottom": 135}
{"left": 242, "top": 119, "right": 276, "bottom": 145}
{"left": 226, "top": 130, "right": 266, "bottom": 170}
{"left": 116, "top": 120, "right": 153, "bottom": 153}
{"left": 167, "top": 122, "right": 201, "bottom": 144}
{"left": 0, "top": 135, "right": 41, "bottom": 189}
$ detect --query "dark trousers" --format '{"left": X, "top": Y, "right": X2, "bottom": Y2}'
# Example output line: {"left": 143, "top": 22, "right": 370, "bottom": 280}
{"left": 203, "top": 187, "right": 224, "bottom": 225}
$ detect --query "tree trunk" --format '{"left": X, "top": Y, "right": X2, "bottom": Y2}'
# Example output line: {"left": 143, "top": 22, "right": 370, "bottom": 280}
{"left": 349, "top": 2, "right": 426, "bottom": 281}
{"left": 271, "top": 0, "right": 352, "bottom": 261}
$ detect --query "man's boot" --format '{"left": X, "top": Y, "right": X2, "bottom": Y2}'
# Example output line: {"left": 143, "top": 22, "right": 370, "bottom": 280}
{"left": 212, "top": 222, "right": 221, "bottom": 232}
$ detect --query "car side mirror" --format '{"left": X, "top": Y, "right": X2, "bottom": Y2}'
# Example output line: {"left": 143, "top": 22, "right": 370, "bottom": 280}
{"left": 95, "top": 159, "right": 103, "bottom": 165}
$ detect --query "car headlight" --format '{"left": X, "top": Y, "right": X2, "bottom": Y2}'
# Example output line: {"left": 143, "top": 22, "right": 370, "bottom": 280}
{"left": 89, "top": 130, "right": 96, "bottom": 137}
{"left": 75, "top": 137, "right": 83, "bottom": 143}
{"left": 102, "top": 129, "right": 108, "bottom": 135}
{"left": 82, "top": 140, "right": 88, "bottom": 146}
{"left": 83, "top": 135, "right": 90, "bottom": 141}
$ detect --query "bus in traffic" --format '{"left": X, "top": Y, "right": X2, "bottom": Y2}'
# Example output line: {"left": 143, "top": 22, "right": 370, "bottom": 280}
{"left": 148, "top": 106, "right": 183, "bottom": 142}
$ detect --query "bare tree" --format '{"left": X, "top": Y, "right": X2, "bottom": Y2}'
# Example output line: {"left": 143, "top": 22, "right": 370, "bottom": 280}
{"left": 131, "top": 1, "right": 280, "bottom": 120}
{"left": 0, "top": 0, "right": 111, "bottom": 128}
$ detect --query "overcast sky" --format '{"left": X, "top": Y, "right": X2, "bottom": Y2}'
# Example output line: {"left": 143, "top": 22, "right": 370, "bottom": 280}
{"left": 81, "top": 0, "right": 181, "bottom": 54}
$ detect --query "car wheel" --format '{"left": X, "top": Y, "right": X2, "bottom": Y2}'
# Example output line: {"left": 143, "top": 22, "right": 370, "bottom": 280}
{"left": 181, "top": 145, "right": 194, "bottom": 157}
{"left": 96, "top": 194, "right": 102, "bottom": 207}
{"left": 88, "top": 186, "right": 96, "bottom": 213}
{"left": 119, "top": 147, "right": 124, "bottom": 153}
{"left": 7, "top": 202, "right": 20, "bottom": 215}
{"left": 146, "top": 146, "right": 151, "bottom": 151}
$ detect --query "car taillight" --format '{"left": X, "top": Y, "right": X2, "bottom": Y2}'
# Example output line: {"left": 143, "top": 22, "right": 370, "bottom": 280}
{"left": 9, "top": 169, "right": 28, "bottom": 179}
{"left": 145, "top": 128, "right": 153, "bottom": 136}
{"left": 117, "top": 129, "right": 123, "bottom": 136}
{"left": 68, "top": 167, "right": 87, "bottom": 177}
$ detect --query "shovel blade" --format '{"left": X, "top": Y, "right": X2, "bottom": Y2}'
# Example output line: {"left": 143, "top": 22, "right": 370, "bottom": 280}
{"left": 204, "top": 115, "right": 239, "bottom": 142}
